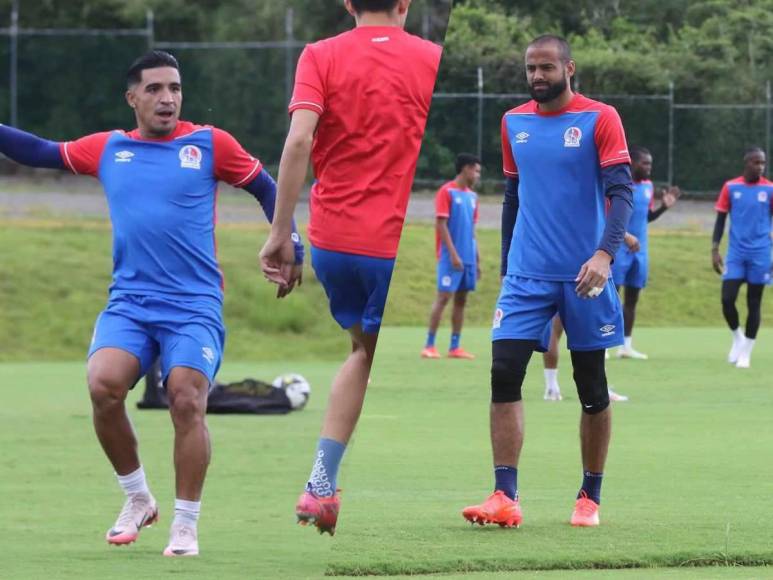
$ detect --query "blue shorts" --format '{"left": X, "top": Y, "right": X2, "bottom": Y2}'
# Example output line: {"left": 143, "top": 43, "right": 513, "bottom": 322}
{"left": 492, "top": 276, "right": 624, "bottom": 352}
{"left": 612, "top": 250, "right": 648, "bottom": 289}
{"left": 311, "top": 246, "right": 395, "bottom": 335}
{"left": 88, "top": 294, "right": 225, "bottom": 386}
{"left": 437, "top": 262, "right": 477, "bottom": 292}
{"left": 724, "top": 251, "right": 772, "bottom": 285}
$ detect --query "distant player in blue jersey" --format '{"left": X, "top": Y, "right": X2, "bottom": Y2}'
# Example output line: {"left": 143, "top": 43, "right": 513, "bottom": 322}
{"left": 0, "top": 51, "right": 303, "bottom": 556}
{"left": 421, "top": 153, "right": 481, "bottom": 360}
{"left": 462, "top": 35, "right": 633, "bottom": 529}
{"left": 712, "top": 147, "right": 773, "bottom": 368}
{"left": 612, "top": 145, "right": 679, "bottom": 359}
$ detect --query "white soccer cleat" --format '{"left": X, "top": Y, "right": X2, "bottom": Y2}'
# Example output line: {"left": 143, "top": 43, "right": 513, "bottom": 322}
{"left": 728, "top": 336, "right": 745, "bottom": 364}
{"left": 608, "top": 387, "right": 628, "bottom": 402}
{"left": 616, "top": 347, "right": 648, "bottom": 360}
{"left": 106, "top": 492, "right": 158, "bottom": 546}
{"left": 735, "top": 353, "right": 751, "bottom": 368}
{"left": 543, "top": 387, "right": 563, "bottom": 401}
{"left": 163, "top": 523, "right": 199, "bottom": 557}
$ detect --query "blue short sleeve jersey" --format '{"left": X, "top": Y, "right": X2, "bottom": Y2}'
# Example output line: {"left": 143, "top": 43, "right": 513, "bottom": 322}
{"left": 715, "top": 176, "right": 773, "bottom": 255}
{"left": 627, "top": 180, "right": 654, "bottom": 251}
{"left": 435, "top": 180, "right": 478, "bottom": 266}
{"left": 500, "top": 94, "right": 631, "bottom": 281}
{"left": 61, "top": 121, "right": 263, "bottom": 303}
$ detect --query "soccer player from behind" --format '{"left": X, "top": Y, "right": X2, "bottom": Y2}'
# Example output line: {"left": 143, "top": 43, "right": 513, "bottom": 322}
{"left": 259, "top": 0, "right": 441, "bottom": 535}
{"left": 712, "top": 147, "right": 773, "bottom": 368}
{"left": 461, "top": 35, "right": 633, "bottom": 529}
{"left": 613, "top": 145, "right": 679, "bottom": 359}
{"left": 0, "top": 51, "right": 303, "bottom": 556}
{"left": 421, "top": 153, "right": 482, "bottom": 360}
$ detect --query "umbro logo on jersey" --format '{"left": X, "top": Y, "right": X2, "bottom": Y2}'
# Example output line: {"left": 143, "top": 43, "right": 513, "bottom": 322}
{"left": 455, "top": 197, "right": 463, "bottom": 204}
{"left": 733, "top": 190, "right": 742, "bottom": 199}
{"left": 202, "top": 347, "right": 215, "bottom": 365}
{"left": 114, "top": 150, "right": 134, "bottom": 163}
{"left": 564, "top": 127, "right": 582, "bottom": 148}
{"left": 758, "top": 191, "right": 768, "bottom": 202}
{"left": 600, "top": 324, "right": 616, "bottom": 337}
{"left": 180, "top": 145, "right": 202, "bottom": 170}
{"left": 515, "top": 132, "right": 529, "bottom": 144}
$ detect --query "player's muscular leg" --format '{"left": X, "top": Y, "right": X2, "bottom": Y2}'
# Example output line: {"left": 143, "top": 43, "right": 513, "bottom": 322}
{"left": 721, "top": 279, "right": 743, "bottom": 330}
{"left": 87, "top": 348, "right": 142, "bottom": 475}
{"left": 320, "top": 324, "right": 378, "bottom": 444}
{"left": 428, "top": 291, "right": 452, "bottom": 334}
{"left": 745, "top": 284, "right": 764, "bottom": 338}
{"left": 623, "top": 286, "right": 640, "bottom": 336}
{"left": 571, "top": 350, "right": 611, "bottom": 473}
{"left": 451, "top": 291, "right": 468, "bottom": 335}
{"left": 166, "top": 367, "right": 211, "bottom": 501}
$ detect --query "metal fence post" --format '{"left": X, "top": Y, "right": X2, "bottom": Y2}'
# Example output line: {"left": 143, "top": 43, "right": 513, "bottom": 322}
{"left": 668, "top": 80, "right": 674, "bottom": 185}
{"left": 9, "top": 0, "right": 18, "bottom": 127}
{"left": 146, "top": 9, "right": 154, "bottom": 49}
{"left": 766, "top": 80, "right": 771, "bottom": 178}
{"left": 477, "top": 66, "right": 483, "bottom": 161}
{"left": 285, "top": 7, "right": 294, "bottom": 128}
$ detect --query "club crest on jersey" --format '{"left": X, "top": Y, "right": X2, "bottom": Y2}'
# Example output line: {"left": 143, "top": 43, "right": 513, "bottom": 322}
{"left": 441, "top": 275, "right": 452, "bottom": 287}
{"left": 564, "top": 127, "right": 582, "bottom": 148}
{"left": 515, "top": 131, "right": 529, "bottom": 144}
{"left": 114, "top": 150, "right": 134, "bottom": 163}
{"left": 758, "top": 191, "right": 768, "bottom": 203}
{"left": 492, "top": 308, "right": 504, "bottom": 329}
{"left": 179, "top": 145, "right": 203, "bottom": 170}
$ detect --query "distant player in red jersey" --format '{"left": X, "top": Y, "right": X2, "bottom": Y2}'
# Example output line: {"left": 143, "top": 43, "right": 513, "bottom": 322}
{"left": 259, "top": 0, "right": 441, "bottom": 534}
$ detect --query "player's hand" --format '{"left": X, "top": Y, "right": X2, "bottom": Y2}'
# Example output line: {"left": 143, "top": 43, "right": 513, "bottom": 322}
{"left": 711, "top": 248, "right": 724, "bottom": 275}
{"left": 575, "top": 250, "right": 612, "bottom": 299}
{"left": 276, "top": 264, "right": 303, "bottom": 299}
{"left": 259, "top": 234, "right": 296, "bottom": 294}
{"left": 451, "top": 254, "right": 463, "bottom": 271}
{"left": 662, "top": 185, "right": 680, "bottom": 208}
{"left": 624, "top": 233, "right": 640, "bottom": 253}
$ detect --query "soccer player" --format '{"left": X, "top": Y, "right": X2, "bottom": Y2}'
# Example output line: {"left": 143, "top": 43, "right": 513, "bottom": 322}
{"left": 421, "top": 153, "right": 482, "bottom": 360}
{"left": 259, "top": 0, "right": 441, "bottom": 535}
{"left": 461, "top": 35, "right": 633, "bottom": 529}
{"left": 613, "top": 145, "right": 679, "bottom": 359}
{"left": 0, "top": 51, "right": 304, "bottom": 556}
{"left": 712, "top": 147, "right": 773, "bottom": 368}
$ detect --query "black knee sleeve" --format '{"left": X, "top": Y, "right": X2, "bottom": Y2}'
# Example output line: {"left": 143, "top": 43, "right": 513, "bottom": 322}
{"left": 491, "top": 339, "right": 535, "bottom": 403}
{"left": 571, "top": 350, "right": 609, "bottom": 414}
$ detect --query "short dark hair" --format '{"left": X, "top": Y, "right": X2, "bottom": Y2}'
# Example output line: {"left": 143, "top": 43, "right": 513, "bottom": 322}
{"left": 455, "top": 153, "right": 481, "bottom": 175}
{"left": 350, "top": 0, "right": 399, "bottom": 14}
{"left": 527, "top": 34, "right": 572, "bottom": 62}
{"left": 127, "top": 50, "right": 180, "bottom": 87}
{"left": 744, "top": 146, "right": 765, "bottom": 159}
{"left": 629, "top": 145, "right": 651, "bottom": 163}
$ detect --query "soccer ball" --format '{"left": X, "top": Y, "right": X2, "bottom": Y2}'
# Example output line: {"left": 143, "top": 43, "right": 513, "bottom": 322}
{"left": 272, "top": 374, "right": 311, "bottom": 410}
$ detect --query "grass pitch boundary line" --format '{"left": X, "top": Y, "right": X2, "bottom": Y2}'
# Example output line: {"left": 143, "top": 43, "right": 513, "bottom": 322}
{"left": 326, "top": 552, "right": 773, "bottom": 577}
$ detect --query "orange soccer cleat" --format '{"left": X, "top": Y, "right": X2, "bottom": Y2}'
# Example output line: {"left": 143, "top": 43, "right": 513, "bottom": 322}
{"left": 448, "top": 347, "right": 475, "bottom": 360}
{"left": 295, "top": 489, "right": 341, "bottom": 535}
{"left": 462, "top": 491, "right": 522, "bottom": 528}
{"left": 421, "top": 346, "right": 441, "bottom": 359}
{"left": 570, "top": 491, "right": 600, "bottom": 527}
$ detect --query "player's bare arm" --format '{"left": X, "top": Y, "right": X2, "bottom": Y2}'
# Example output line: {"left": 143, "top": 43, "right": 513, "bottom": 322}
{"left": 437, "top": 217, "right": 463, "bottom": 270}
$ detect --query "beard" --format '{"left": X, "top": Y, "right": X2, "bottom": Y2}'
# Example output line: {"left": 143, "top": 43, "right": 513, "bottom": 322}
{"left": 529, "top": 76, "right": 568, "bottom": 103}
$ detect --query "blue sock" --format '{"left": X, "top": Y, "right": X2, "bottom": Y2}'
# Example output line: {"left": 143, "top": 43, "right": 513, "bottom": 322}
{"left": 494, "top": 465, "right": 518, "bottom": 500}
{"left": 579, "top": 471, "right": 603, "bottom": 504}
{"left": 450, "top": 333, "right": 461, "bottom": 350}
{"left": 426, "top": 332, "right": 436, "bottom": 348}
{"left": 307, "top": 438, "right": 346, "bottom": 497}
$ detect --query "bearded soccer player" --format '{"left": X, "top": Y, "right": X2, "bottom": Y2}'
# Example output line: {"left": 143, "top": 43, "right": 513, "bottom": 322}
{"left": 421, "top": 153, "right": 482, "bottom": 360}
{"left": 613, "top": 145, "right": 679, "bottom": 359}
{"left": 0, "top": 51, "right": 303, "bottom": 556}
{"left": 259, "top": 0, "right": 441, "bottom": 535}
{"left": 461, "top": 35, "right": 633, "bottom": 529}
{"left": 712, "top": 147, "right": 773, "bottom": 368}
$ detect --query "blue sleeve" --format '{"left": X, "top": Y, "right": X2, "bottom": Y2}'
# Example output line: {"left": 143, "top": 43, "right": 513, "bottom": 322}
{"left": 242, "top": 169, "right": 304, "bottom": 264}
{"left": 0, "top": 124, "right": 65, "bottom": 169}
{"left": 501, "top": 176, "right": 519, "bottom": 277}
{"left": 598, "top": 163, "right": 634, "bottom": 258}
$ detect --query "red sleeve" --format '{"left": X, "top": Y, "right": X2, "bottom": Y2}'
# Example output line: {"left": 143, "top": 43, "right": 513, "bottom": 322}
{"left": 474, "top": 194, "right": 480, "bottom": 224}
{"left": 288, "top": 45, "right": 325, "bottom": 115}
{"left": 212, "top": 128, "right": 263, "bottom": 187}
{"left": 594, "top": 106, "right": 631, "bottom": 168}
{"left": 435, "top": 184, "right": 451, "bottom": 218}
{"left": 501, "top": 116, "right": 517, "bottom": 177}
{"left": 60, "top": 132, "right": 112, "bottom": 177}
{"left": 715, "top": 183, "right": 730, "bottom": 213}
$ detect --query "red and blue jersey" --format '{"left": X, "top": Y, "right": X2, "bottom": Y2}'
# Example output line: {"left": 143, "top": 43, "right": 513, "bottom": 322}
{"left": 289, "top": 26, "right": 441, "bottom": 259}
{"left": 435, "top": 180, "right": 478, "bottom": 265}
{"left": 501, "top": 94, "right": 630, "bottom": 281}
{"left": 715, "top": 176, "right": 773, "bottom": 255}
{"left": 60, "top": 121, "right": 262, "bottom": 303}
{"left": 627, "top": 180, "right": 655, "bottom": 251}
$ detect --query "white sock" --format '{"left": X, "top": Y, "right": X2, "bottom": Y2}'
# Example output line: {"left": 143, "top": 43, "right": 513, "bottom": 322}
{"left": 174, "top": 499, "right": 201, "bottom": 527}
{"left": 733, "top": 328, "right": 744, "bottom": 342}
{"left": 116, "top": 466, "right": 149, "bottom": 496}
{"left": 624, "top": 336, "right": 633, "bottom": 350}
{"left": 743, "top": 338, "right": 756, "bottom": 355}
{"left": 544, "top": 368, "right": 558, "bottom": 390}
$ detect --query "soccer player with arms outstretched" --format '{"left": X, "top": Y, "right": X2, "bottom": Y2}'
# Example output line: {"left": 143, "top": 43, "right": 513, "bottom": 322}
{"left": 0, "top": 51, "right": 303, "bottom": 556}
{"left": 421, "top": 153, "right": 482, "bottom": 360}
{"left": 712, "top": 147, "right": 773, "bottom": 368}
{"left": 461, "top": 35, "right": 633, "bottom": 529}
{"left": 259, "top": 0, "right": 441, "bottom": 535}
